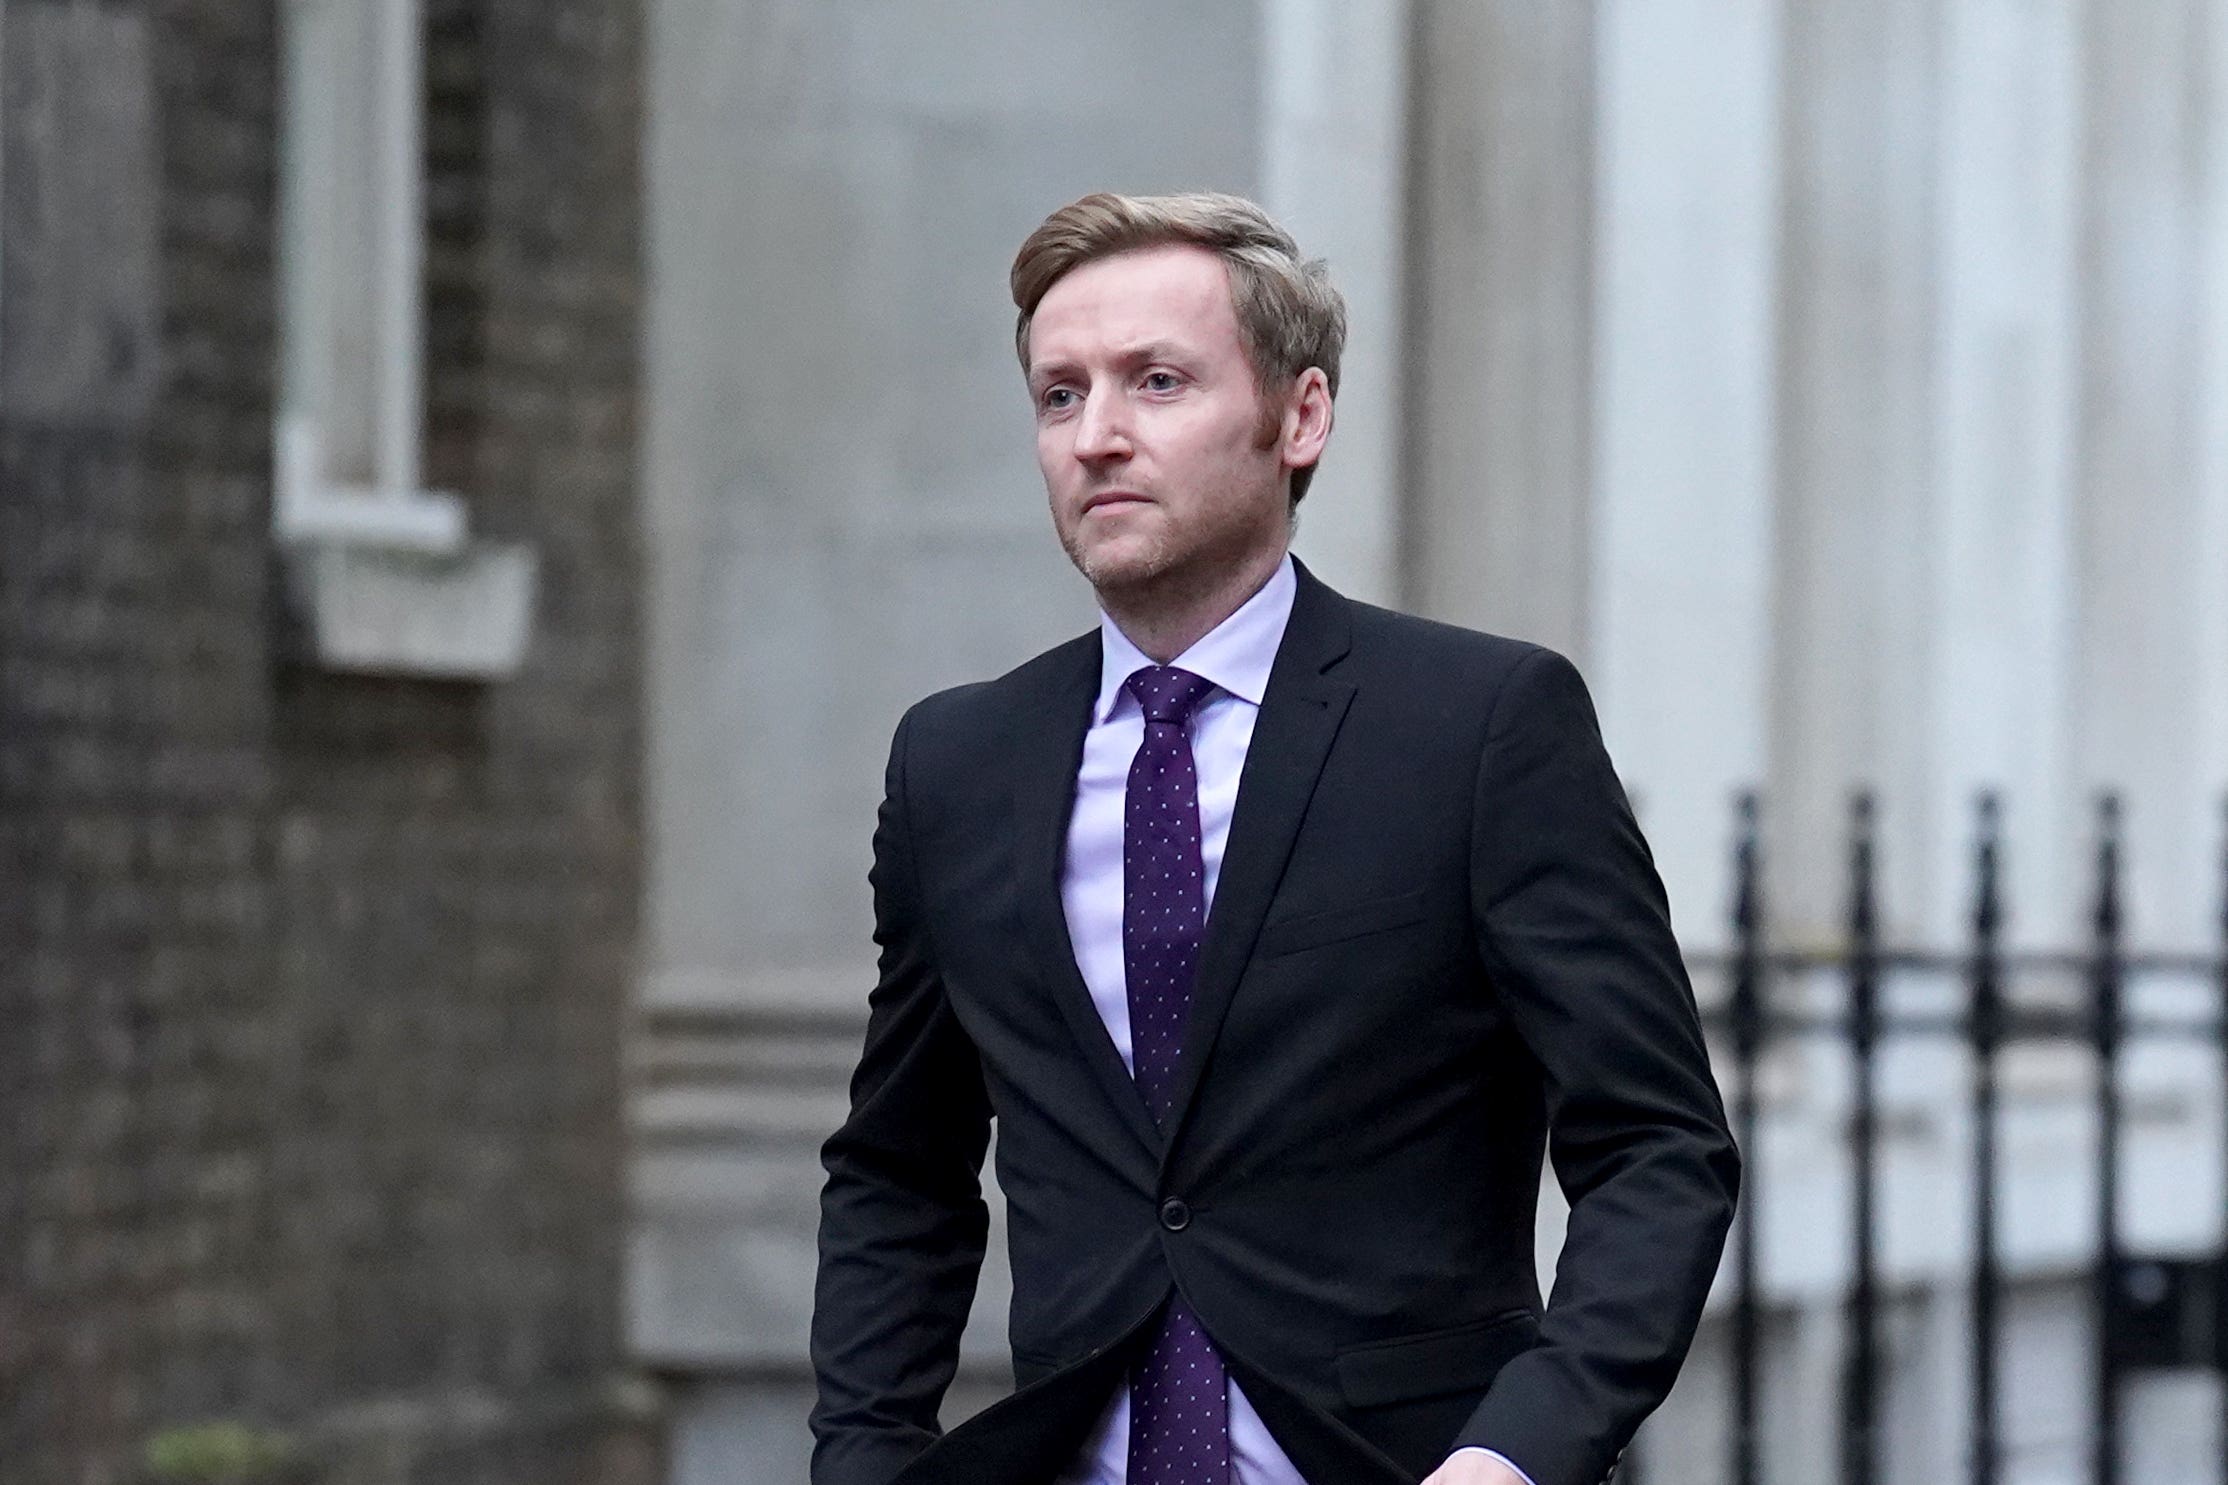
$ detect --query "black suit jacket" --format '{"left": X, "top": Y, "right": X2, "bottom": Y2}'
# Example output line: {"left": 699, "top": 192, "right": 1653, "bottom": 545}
{"left": 810, "top": 559, "right": 1739, "bottom": 1485}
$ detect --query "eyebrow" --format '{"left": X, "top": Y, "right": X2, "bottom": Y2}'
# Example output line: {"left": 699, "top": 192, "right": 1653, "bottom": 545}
{"left": 1112, "top": 340, "right": 1188, "bottom": 367}
{"left": 1028, "top": 341, "right": 1194, "bottom": 388}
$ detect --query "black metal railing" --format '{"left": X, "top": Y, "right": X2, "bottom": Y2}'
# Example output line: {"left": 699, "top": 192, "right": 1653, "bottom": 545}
{"left": 1676, "top": 792, "right": 2228, "bottom": 1485}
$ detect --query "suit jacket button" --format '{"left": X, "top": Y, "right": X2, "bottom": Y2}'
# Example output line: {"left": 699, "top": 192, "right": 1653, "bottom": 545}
{"left": 1158, "top": 1198, "right": 1191, "bottom": 1232}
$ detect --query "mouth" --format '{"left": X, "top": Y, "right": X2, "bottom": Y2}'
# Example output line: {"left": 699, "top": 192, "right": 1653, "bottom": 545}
{"left": 1081, "top": 491, "right": 1151, "bottom": 515}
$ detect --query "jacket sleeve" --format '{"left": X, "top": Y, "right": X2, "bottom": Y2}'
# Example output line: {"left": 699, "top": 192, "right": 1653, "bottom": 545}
{"left": 1455, "top": 646, "right": 1740, "bottom": 1485}
{"left": 809, "top": 704, "right": 995, "bottom": 1485}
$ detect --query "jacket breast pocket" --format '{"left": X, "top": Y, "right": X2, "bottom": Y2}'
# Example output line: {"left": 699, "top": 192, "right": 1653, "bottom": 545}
{"left": 1334, "top": 1309, "right": 1541, "bottom": 1408}
{"left": 1256, "top": 888, "right": 1431, "bottom": 959}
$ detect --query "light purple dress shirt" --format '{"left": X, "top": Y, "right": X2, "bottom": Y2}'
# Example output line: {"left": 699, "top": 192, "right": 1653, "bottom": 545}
{"left": 1052, "top": 553, "right": 1533, "bottom": 1485}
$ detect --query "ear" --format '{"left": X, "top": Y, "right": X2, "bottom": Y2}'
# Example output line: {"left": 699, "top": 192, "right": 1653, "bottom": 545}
{"left": 1279, "top": 367, "right": 1334, "bottom": 473}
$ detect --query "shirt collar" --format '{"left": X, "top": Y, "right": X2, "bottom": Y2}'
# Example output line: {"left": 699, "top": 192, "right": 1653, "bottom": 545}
{"left": 1093, "top": 552, "right": 1297, "bottom": 723}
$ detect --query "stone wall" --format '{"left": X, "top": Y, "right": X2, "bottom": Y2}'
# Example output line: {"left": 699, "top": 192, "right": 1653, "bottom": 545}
{"left": 0, "top": 1, "right": 658, "bottom": 1481}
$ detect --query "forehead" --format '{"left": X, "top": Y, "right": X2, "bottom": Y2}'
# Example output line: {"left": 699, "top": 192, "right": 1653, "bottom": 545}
{"left": 1027, "top": 244, "right": 1242, "bottom": 367}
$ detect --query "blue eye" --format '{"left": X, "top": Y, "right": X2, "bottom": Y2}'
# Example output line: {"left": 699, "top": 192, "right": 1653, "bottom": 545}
{"left": 1143, "top": 371, "right": 1180, "bottom": 392}
{"left": 1041, "top": 387, "right": 1077, "bottom": 411}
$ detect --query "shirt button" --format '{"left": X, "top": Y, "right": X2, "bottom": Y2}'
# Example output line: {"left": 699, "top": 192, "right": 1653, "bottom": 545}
{"left": 1159, "top": 1198, "right": 1191, "bottom": 1231}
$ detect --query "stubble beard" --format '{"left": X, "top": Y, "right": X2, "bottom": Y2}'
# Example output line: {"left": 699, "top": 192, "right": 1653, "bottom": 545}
{"left": 1059, "top": 492, "right": 1286, "bottom": 618}
{"left": 1062, "top": 518, "right": 1177, "bottom": 594}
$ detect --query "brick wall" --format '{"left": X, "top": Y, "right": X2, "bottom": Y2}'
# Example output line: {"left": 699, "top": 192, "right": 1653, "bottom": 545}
{"left": 0, "top": 2, "right": 658, "bottom": 1481}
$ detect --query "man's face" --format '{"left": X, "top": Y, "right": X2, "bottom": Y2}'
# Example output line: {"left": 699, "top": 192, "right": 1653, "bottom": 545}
{"left": 1026, "top": 244, "right": 1295, "bottom": 596}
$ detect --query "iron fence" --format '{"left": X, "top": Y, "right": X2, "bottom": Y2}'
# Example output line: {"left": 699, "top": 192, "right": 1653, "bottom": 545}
{"left": 1658, "top": 792, "right": 2228, "bottom": 1485}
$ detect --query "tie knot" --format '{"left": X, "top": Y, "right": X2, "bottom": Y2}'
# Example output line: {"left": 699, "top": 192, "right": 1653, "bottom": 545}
{"left": 1124, "top": 665, "right": 1215, "bottom": 726}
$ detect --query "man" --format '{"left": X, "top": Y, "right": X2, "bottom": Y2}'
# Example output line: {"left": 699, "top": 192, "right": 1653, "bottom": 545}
{"left": 810, "top": 191, "right": 1737, "bottom": 1485}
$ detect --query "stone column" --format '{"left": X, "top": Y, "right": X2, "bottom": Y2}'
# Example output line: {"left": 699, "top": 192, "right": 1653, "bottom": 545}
{"left": 2071, "top": 0, "right": 2222, "bottom": 945}
{"left": 1588, "top": 0, "right": 1784, "bottom": 947}
{"left": 1767, "top": 0, "right": 1944, "bottom": 938}
{"left": 2201, "top": 4, "right": 2228, "bottom": 833}
{"left": 1260, "top": 0, "right": 1411, "bottom": 607}
{"left": 1406, "top": 0, "right": 1597, "bottom": 657}
{"left": 1919, "top": 0, "right": 2087, "bottom": 945}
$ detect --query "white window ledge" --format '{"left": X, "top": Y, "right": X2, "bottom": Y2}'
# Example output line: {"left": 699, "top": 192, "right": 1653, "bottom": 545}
{"left": 275, "top": 527, "right": 538, "bottom": 681}
{"left": 271, "top": 0, "right": 539, "bottom": 682}
{"left": 275, "top": 416, "right": 537, "bottom": 680}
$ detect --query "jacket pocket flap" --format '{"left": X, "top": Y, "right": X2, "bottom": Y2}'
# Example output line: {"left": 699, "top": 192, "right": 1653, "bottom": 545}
{"left": 1258, "top": 888, "right": 1430, "bottom": 958}
{"left": 1334, "top": 1310, "right": 1540, "bottom": 1408}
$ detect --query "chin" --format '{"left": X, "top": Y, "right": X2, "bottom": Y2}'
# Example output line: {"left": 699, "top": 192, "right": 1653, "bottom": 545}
{"left": 1077, "top": 547, "right": 1175, "bottom": 592}
{"left": 1065, "top": 527, "right": 1177, "bottom": 592}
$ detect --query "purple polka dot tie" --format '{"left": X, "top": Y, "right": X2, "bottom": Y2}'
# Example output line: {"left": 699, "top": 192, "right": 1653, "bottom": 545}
{"left": 1121, "top": 665, "right": 1229, "bottom": 1485}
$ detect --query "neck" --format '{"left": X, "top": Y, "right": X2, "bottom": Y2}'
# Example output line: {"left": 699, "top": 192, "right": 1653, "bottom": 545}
{"left": 1099, "top": 542, "right": 1289, "bottom": 664}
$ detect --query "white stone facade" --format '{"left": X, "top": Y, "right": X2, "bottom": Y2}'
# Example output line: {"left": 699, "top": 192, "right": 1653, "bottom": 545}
{"left": 630, "top": 3, "right": 2228, "bottom": 1480}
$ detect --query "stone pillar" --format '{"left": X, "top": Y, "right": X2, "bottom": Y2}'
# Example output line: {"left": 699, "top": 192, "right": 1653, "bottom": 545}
{"left": 1767, "top": 0, "right": 1944, "bottom": 938}
{"left": 1406, "top": 0, "right": 1596, "bottom": 657}
{"left": 1260, "top": 0, "right": 1411, "bottom": 607}
{"left": 1588, "top": 0, "right": 1784, "bottom": 947}
{"left": 2201, "top": 4, "right": 2228, "bottom": 834}
{"left": 2073, "top": 0, "right": 2228, "bottom": 946}
{"left": 1919, "top": 0, "right": 2087, "bottom": 945}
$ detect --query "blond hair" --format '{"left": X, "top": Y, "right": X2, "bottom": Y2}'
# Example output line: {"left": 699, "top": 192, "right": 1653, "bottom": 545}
{"left": 1010, "top": 191, "right": 1347, "bottom": 506}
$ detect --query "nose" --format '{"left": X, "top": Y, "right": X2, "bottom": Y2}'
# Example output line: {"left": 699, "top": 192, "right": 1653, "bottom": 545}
{"left": 1072, "top": 388, "right": 1132, "bottom": 463}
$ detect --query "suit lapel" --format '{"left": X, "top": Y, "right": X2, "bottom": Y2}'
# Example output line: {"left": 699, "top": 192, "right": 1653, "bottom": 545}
{"left": 1008, "top": 631, "right": 1165, "bottom": 1157}
{"left": 1160, "top": 559, "right": 1355, "bottom": 1147}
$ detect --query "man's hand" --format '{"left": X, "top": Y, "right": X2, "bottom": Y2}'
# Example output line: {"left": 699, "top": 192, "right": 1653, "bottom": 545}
{"left": 1421, "top": 1449, "right": 1531, "bottom": 1485}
